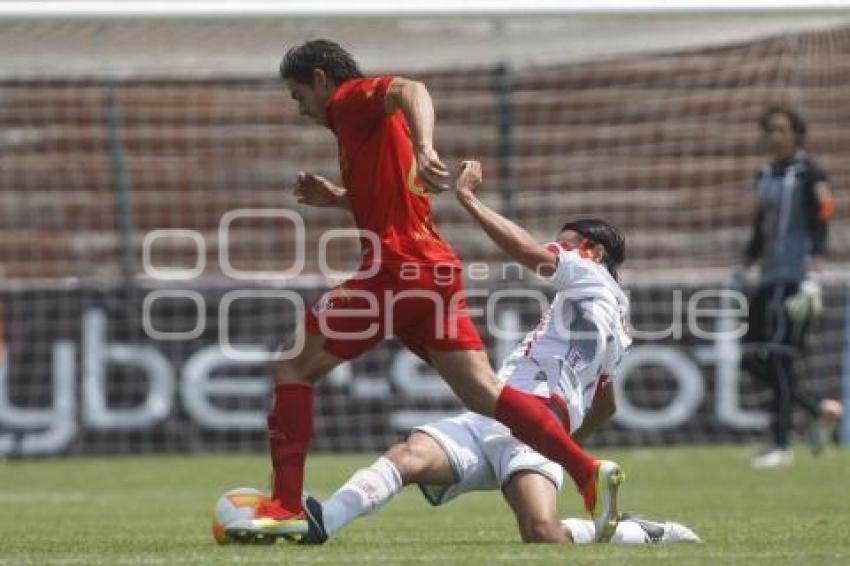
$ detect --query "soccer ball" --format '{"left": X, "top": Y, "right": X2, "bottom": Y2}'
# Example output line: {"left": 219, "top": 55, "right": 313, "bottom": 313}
{"left": 211, "top": 487, "right": 269, "bottom": 545}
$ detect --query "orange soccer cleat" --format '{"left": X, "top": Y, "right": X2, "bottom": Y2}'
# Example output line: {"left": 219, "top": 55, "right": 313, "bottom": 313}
{"left": 224, "top": 498, "right": 307, "bottom": 544}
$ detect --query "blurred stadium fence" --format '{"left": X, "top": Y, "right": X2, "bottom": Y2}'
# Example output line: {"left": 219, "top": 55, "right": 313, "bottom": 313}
{"left": 1, "top": 7, "right": 849, "bottom": 455}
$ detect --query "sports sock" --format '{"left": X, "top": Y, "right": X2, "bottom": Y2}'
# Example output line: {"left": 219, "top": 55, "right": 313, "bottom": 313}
{"left": 494, "top": 386, "right": 596, "bottom": 505}
{"left": 268, "top": 382, "right": 313, "bottom": 515}
{"left": 322, "top": 457, "right": 403, "bottom": 535}
{"left": 562, "top": 519, "right": 650, "bottom": 544}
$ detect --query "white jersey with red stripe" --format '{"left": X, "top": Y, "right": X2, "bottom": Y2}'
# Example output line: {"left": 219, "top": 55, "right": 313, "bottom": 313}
{"left": 497, "top": 244, "right": 632, "bottom": 433}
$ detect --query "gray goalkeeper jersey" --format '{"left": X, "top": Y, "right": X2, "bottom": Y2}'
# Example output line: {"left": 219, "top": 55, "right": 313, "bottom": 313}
{"left": 745, "top": 150, "right": 828, "bottom": 285}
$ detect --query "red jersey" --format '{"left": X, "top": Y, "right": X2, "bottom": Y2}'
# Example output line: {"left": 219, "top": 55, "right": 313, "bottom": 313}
{"left": 325, "top": 76, "right": 461, "bottom": 270}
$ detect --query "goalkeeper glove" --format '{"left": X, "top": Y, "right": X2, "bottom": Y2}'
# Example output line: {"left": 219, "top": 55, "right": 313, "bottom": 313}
{"left": 785, "top": 277, "right": 823, "bottom": 322}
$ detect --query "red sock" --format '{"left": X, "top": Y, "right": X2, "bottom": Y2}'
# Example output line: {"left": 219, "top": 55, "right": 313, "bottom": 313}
{"left": 268, "top": 383, "right": 313, "bottom": 515}
{"left": 494, "top": 385, "right": 596, "bottom": 495}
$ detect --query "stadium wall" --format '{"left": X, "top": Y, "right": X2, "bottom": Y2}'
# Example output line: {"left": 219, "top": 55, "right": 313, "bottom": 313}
{"left": 1, "top": 280, "right": 844, "bottom": 456}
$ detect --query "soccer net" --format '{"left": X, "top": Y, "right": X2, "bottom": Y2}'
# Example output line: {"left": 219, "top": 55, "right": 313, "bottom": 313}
{"left": 0, "top": 15, "right": 848, "bottom": 455}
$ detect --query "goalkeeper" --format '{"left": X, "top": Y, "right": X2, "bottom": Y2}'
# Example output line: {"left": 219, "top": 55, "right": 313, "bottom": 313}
{"left": 732, "top": 107, "right": 842, "bottom": 468}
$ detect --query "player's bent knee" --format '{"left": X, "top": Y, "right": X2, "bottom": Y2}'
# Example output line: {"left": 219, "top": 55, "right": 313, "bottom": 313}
{"left": 383, "top": 442, "right": 427, "bottom": 484}
{"left": 384, "top": 433, "right": 454, "bottom": 485}
{"left": 519, "top": 517, "right": 566, "bottom": 544}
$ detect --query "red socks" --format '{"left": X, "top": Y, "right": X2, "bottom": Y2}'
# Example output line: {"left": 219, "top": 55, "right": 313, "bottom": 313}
{"left": 268, "top": 383, "right": 314, "bottom": 515}
{"left": 494, "top": 385, "right": 596, "bottom": 495}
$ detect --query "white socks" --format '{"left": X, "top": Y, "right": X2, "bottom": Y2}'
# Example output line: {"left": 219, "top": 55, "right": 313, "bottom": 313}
{"left": 561, "top": 518, "right": 650, "bottom": 544}
{"left": 322, "top": 456, "right": 404, "bottom": 535}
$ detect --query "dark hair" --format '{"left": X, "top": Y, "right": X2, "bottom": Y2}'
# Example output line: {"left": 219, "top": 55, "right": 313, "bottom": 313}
{"left": 280, "top": 39, "right": 364, "bottom": 85}
{"left": 758, "top": 106, "right": 807, "bottom": 146}
{"left": 560, "top": 218, "right": 626, "bottom": 281}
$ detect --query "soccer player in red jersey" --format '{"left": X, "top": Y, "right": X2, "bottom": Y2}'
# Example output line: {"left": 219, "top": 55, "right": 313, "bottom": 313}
{"left": 232, "top": 39, "right": 623, "bottom": 543}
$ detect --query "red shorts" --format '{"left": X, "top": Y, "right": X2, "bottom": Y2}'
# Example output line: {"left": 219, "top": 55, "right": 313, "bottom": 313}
{"left": 304, "top": 266, "right": 484, "bottom": 361}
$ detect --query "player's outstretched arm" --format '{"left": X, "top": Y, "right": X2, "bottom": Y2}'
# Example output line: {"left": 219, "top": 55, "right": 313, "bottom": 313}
{"left": 454, "top": 160, "right": 557, "bottom": 276}
{"left": 385, "top": 78, "right": 450, "bottom": 193}
{"left": 294, "top": 171, "right": 350, "bottom": 210}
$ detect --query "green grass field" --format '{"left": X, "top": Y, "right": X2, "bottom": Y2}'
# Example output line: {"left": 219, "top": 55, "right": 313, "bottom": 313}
{"left": 1, "top": 446, "right": 848, "bottom": 565}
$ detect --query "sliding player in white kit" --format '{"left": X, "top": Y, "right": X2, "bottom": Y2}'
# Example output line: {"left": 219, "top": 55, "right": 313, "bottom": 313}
{"left": 295, "top": 161, "right": 701, "bottom": 546}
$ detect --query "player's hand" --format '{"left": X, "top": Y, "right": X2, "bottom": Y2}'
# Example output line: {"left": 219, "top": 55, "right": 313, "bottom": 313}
{"left": 785, "top": 277, "right": 823, "bottom": 322}
{"left": 415, "top": 145, "right": 451, "bottom": 193}
{"left": 294, "top": 171, "right": 348, "bottom": 208}
{"left": 455, "top": 160, "right": 483, "bottom": 200}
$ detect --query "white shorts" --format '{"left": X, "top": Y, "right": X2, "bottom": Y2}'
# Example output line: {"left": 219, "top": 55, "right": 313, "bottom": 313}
{"left": 413, "top": 412, "right": 564, "bottom": 506}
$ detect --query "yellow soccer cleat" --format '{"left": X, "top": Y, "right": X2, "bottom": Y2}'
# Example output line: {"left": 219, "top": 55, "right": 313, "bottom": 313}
{"left": 583, "top": 460, "right": 626, "bottom": 543}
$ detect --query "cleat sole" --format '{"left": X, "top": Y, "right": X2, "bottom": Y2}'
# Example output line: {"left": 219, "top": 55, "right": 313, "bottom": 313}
{"left": 223, "top": 517, "right": 307, "bottom": 545}
{"left": 224, "top": 528, "right": 277, "bottom": 545}
{"left": 596, "top": 464, "right": 625, "bottom": 543}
